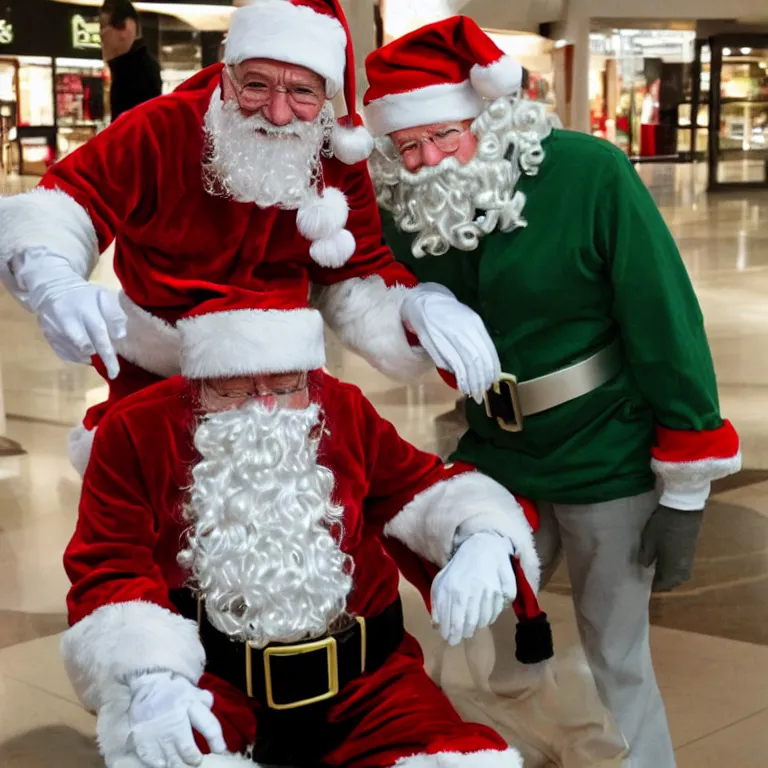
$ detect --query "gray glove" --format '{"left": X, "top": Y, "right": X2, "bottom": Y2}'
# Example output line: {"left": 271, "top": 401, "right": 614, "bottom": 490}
{"left": 638, "top": 505, "right": 704, "bottom": 592}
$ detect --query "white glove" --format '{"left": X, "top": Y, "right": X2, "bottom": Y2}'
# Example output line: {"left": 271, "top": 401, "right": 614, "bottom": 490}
{"left": 12, "top": 248, "right": 126, "bottom": 379}
{"left": 127, "top": 671, "right": 227, "bottom": 768}
{"left": 401, "top": 283, "right": 501, "bottom": 404}
{"left": 431, "top": 532, "right": 517, "bottom": 647}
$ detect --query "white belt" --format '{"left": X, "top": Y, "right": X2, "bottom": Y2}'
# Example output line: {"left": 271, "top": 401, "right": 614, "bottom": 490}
{"left": 483, "top": 340, "right": 623, "bottom": 432}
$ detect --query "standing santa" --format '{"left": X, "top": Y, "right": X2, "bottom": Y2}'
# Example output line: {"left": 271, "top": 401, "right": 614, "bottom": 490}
{"left": 0, "top": 0, "right": 499, "bottom": 476}
{"left": 364, "top": 16, "right": 740, "bottom": 768}
{"left": 61, "top": 281, "right": 551, "bottom": 768}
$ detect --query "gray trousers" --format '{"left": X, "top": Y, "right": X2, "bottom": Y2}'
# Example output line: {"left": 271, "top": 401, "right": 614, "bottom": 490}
{"left": 488, "top": 490, "right": 675, "bottom": 768}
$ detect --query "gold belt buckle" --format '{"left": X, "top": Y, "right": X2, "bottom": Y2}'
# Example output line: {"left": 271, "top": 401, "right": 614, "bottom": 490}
{"left": 251, "top": 637, "right": 340, "bottom": 710}
{"left": 483, "top": 373, "right": 524, "bottom": 433}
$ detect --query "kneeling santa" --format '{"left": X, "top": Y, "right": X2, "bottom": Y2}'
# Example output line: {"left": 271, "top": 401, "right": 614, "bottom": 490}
{"left": 61, "top": 283, "right": 549, "bottom": 768}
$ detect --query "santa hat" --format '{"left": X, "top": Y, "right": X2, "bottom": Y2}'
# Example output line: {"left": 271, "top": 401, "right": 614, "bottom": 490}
{"left": 363, "top": 16, "right": 523, "bottom": 136}
{"left": 177, "top": 286, "right": 325, "bottom": 379}
{"left": 225, "top": 0, "right": 373, "bottom": 166}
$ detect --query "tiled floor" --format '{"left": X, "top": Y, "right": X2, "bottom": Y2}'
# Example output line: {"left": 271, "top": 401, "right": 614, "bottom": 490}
{"left": 1, "top": 162, "right": 768, "bottom": 766}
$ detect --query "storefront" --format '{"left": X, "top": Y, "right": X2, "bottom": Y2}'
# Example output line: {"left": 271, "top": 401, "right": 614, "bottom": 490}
{"left": 0, "top": 0, "right": 229, "bottom": 175}
{"left": 0, "top": 1, "right": 110, "bottom": 173}
{"left": 588, "top": 28, "right": 699, "bottom": 162}
{"left": 484, "top": 30, "right": 557, "bottom": 109}
{"left": 705, "top": 35, "right": 768, "bottom": 189}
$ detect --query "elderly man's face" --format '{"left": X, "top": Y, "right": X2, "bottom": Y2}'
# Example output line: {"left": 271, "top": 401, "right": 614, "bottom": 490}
{"left": 222, "top": 58, "right": 326, "bottom": 126}
{"left": 200, "top": 371, "right": 310, "bottom": 413}
{"left": 388, "top": 120, "right": 478, "bottom": 172}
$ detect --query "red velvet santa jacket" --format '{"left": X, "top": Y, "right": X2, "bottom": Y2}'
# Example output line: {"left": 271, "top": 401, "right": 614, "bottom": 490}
{"left": 60, "top": 371, "right": 539, "bottom": 713}
{"left": 0, "top": 65, "right": 428, "bottom": 383}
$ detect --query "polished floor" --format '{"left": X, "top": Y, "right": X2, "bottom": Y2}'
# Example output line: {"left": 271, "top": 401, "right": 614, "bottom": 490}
{"left": 1, "top": 163, "right": 768, "bottom": 767}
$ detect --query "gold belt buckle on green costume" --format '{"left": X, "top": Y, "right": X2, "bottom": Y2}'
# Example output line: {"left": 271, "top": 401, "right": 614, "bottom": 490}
{"left": 483, "top": 374, "right": 524, "bottom": 433}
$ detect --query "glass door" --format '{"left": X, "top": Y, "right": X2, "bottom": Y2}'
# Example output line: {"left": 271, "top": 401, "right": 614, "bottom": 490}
{"left": 708, "top": 36, "right": 768, "bottom": 188}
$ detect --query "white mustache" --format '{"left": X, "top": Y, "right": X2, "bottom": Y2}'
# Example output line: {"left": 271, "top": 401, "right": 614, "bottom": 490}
{"left": 242, "top": 111, "right": 303, "bottom": 138}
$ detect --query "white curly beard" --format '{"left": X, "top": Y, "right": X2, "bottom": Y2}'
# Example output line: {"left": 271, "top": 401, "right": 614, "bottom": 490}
{"left": 202, "top": 87, "right": 335, "bottom": 209}
{"left": 178, "top": 400, "right": 353, "bottom": 648}
{"left": 370, "top": 97, "right": 556, "bottom": 257}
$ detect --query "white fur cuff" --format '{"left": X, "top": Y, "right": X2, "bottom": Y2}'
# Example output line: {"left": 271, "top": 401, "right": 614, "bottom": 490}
{"left": 0, "top": 187, "right": 98, "bottom": 278}
{"left": 652, "top": 452, "right": 742, "bottom": 511}
{"left": 394, "top": 748, "right": 523, "bottom": 767}
{"left": 383, "top": 472, "right": 540, "bottom": 593}
{"left": 313, "top": 276, "right": 432, "bottom": 382}
{"left": 61, "top": 600, "right": 205, "bottom": 712}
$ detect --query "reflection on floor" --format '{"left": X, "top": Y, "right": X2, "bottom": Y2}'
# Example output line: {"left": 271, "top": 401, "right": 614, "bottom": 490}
{"left": 1, "top": 163, "right": 768, "bottom": 766}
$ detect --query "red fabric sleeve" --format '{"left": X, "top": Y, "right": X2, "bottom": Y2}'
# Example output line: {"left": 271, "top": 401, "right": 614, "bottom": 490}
{"left": 653, "top": 419, "right": 740, "bottom": 463}
{"left": 64, "top": 412, "right": 175, "bottom": 626}
{"left": 308, "top": 163, "right": 419, "bottom": 290}
{"left": 38, "top": 105, "right": 162, "bottom": 254}
{"left": 354, "top": 390, "right": 474, "bottom": 528}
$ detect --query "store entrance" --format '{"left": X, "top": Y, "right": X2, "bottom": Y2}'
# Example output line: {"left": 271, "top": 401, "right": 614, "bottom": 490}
{"left": 707, "top": 35, "right": 768, "bottom": 189}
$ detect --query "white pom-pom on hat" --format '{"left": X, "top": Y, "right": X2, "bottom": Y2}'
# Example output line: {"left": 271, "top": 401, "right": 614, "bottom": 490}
{"left": 470, "top": 55, "right": 524, "bottom": 99}
{"left": 331, "top": 122, "right": 374, "bottom": 165}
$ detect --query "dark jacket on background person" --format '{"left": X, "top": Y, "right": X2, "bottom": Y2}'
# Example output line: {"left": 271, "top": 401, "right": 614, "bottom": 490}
{"left": 108, "top": 39, "right": 162, "bottom": 121}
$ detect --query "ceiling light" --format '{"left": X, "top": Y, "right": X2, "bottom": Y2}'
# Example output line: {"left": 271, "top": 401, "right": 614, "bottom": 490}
{"left": 723, "top": 47, "right": 732, "bottom": 56}
{"left": 741, "top": 47, "right": 752, "bottom": 55}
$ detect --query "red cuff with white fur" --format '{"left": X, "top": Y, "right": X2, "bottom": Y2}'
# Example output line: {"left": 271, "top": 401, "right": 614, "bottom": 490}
{"left": 652, "top": 420, "right": 740, "bottom": 469}
{"left": 651, "top": 420, "right": 741, "bottom": 509}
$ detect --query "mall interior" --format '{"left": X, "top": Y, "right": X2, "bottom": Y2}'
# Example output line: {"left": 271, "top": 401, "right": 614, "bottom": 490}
{"left": 0, "top": 0, "right": 767, "bottom": 766}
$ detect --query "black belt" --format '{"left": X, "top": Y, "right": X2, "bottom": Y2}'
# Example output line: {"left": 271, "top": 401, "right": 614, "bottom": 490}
{"left": 169, "top": 590, "right": 404, "bottom": 711}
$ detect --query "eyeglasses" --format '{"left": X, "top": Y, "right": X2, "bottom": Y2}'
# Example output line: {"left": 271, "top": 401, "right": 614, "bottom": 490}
{"left": 394, "top": 125, "right": 468, "bottom": 158}
{"left": 225, "top": 66, "right": 323, "bottom": 111}
{"left": 206, "top": 372, "right": 308, "bottom": 401}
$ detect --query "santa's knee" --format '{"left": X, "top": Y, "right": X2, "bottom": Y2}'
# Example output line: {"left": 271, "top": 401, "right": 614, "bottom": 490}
{"left": 392, "top": 747, "right": 523, "bottom": 767}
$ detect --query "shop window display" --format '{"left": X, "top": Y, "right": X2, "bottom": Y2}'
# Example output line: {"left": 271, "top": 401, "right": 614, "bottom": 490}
{"left": 56, "top": 58, "right": 108, "bottom": 163}
{"left": 589, "top": 29, "right": 697, "bottom": 162}
{"left": 709, "top": 41, "right": 768, "bottom": 187}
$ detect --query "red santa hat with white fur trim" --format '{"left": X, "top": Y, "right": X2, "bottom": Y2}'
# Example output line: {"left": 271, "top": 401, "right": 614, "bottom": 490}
{"left": 226, "top": 0, "right": 373, "bottom": 165}
{"left": 177, "top": 285, "right": 326, "bottom": 379}
{"left": 363, "top": 16, "right": 523, "bottom": 136}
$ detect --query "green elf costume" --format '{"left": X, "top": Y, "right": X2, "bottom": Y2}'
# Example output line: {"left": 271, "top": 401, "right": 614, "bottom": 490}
{"left": 363, "top": 17, "right": 740, "bottom": 768}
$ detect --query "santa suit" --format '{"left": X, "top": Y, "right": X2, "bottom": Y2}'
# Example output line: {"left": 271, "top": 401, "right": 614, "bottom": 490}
{"left": 61, "top": 371, "right": 539, "bottom": 768}
{"left": 0, "top": 63, "right": 432, "bottom": 472}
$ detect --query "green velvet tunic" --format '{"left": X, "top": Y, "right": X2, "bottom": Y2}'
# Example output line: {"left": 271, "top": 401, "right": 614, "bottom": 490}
{"left": 383, "top": 130, "right": 723, "bottom": 504}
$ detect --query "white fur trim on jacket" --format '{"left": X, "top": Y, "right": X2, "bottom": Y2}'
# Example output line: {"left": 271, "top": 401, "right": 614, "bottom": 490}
{"left": 115, "top": 293, "right": 181, "bottom": 378}
{"left": 332, "top": 123, "right": 375, "bottom": 165}
{"left": 470, "top": 57, "right": 524, "bottom": 99}
{"left": 652, "top": 452, "right": 742, "bottom": 511}
{"left": 393, "top": 748, "right": 523, "bottom": 767}
{"left": 178, "top": 307, "right": 326, "bottom": 378}
{"left": 224, "top": 0, "right": 346, "bottom": 97}
{"left": 383, "top": 472, "right": 540, "bottom": 593}
{"left": 312, "top": 276, "right": 432, "bottom": 382}
{"left": 364, "top": 80, "right": 486, "bottom": 137}
{"left": 68, "top": 423, "right": 97, "bottom": 477}
{"left": 0, "top": 187, "right": 98, "bottom": 284}
{"left": 60, "top": 600, "right": 205, "bottom": 713}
